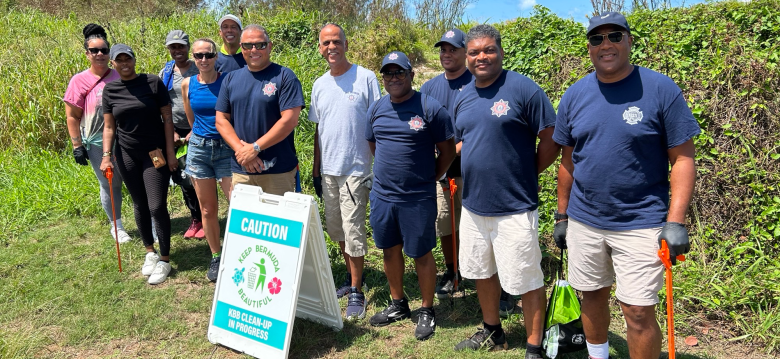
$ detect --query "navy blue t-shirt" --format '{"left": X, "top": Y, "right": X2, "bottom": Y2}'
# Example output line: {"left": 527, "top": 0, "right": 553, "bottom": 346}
{"left": 553, "top": 66, "right": 701, "bottom": 230}
{"left": 420, "top": 70, "right": 473, "bottom": 178}
{"left": 454, "top": 70, "right": 556, "bottom": 216}
{"left": 215, "top": 64, "right": 304, "bottom": 175}
{"left": 215, "top": 52, "right": 247, "bottom": 73}
{"left": 366, "top": 92, "right": 454, "bottom": 202}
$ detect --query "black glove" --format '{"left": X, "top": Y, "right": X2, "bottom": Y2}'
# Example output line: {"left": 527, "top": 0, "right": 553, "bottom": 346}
{"left": 73, "top": 146, "right": 88, "bottom": 166}
{"left": 553, "top": 220, "right": 568, "bottom": 250}
{"left": 313, "top": 176, "right": 323, "bottom": 198}
{"left": 658, "top": 222, "right": 690, "bottom": 265}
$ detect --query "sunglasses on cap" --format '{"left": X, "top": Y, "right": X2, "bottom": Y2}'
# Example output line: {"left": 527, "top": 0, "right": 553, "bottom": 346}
{"left": 193, "top": 52, "right": 217, "bottom": 60}
{"left": 588, "top": 31, "right": 626, "bottom": 46}
{"left": 240, "top": 42, "right": 268, "bottom": 50}
{"left": 88, "top": 47, "right": 109, "bottom": 55}
{"left": 381, "top": 69, "right": 409, "bottom": 81}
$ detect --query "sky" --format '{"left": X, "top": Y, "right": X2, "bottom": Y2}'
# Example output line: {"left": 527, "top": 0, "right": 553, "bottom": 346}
{"left": 462, "top": 0, "right": 709, "bottom": 24}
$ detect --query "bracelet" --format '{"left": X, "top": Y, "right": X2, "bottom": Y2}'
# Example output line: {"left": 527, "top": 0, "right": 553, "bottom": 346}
{"left": 102, "top": 151, "right": 112, "bottom": 157}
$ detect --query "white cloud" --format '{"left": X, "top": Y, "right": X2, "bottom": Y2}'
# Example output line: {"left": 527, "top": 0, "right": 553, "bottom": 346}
{"left": 518, "top": 0, "right": 536, "bottom": 10}
{"left": 466, "top": 3, "right": 476, "bottom": 9}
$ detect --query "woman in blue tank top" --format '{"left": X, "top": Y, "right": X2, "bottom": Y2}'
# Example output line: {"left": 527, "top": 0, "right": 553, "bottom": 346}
{"left": 181, "top": 38, "right": 233, "bottom": 282}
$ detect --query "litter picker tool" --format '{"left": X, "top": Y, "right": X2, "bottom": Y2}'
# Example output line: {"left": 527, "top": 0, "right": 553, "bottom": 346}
{"left": 447, "top": 178, "right": 459, "bottom": 293}
{"left": 104, "top": 167, "right": 123, "bottom": 272}
{"left": 658, "top": 240, "right": 685, "bottom": 359}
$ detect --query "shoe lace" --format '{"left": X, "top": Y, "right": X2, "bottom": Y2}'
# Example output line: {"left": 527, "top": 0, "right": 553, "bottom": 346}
{"left": 210, "top": 258, "right": 220, "bottom": 271}
{"left": 347, "top": 292, "right": 364, "bottom": 306}
{"left": 469, "top": 328, "right": 492, "bottom": 345}
{"left": 417, "top": 311, "right": 433, "bottom": 326}
{"left": 437, "top": 273, "right": 453, "bottom": 287}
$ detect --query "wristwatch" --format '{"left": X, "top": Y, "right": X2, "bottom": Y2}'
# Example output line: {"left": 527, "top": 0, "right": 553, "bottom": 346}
{"left": 253, "top": 142, "right": 262, "bottom": 153}
{"left": 554, "top": 212, "right": 568, "bottom": 221}
{"left": 102, "top": 151, "right": 112, "bottom": 158}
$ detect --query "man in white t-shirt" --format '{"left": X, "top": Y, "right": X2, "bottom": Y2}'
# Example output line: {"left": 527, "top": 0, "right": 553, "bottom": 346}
{"left": 309, "top": 23, "right": 381, "bottom": 321}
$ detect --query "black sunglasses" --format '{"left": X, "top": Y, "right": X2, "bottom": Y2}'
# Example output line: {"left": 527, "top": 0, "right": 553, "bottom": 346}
{"left": 193, "top": 52, "right": 217, "bottom": 60}
{"left": 88, "top": 47, "right": 109, "bottom": 55}
{"left": 381, "top": 69, "right": 408, "bottom": 81}
{"left": 241, "top": 42, "right": 268, "bottom": 50}
{"left": 588, "top": 31, "right": 625, "bottom": 46}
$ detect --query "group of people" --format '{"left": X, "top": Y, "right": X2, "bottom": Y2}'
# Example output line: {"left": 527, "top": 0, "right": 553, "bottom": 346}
{"left": 65, "top": 11, "right": 699, "bottom": 359}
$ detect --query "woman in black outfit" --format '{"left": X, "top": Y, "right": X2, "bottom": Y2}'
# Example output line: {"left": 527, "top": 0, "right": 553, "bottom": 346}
{"left": 100, "top": 44, "right": 177, "bottom": 285}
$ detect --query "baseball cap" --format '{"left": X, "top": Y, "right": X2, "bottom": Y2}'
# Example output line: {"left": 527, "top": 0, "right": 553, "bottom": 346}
{"left": 435, "top": 28, "right": 466, "bottom": 48}
{"left": 165, "top": 30, "right": 189, "bottom": 46}
{"left": 109, "top": 44, "right": 135, "bottom": 60}
{"left": 218, "top": 14, "right": 242, "bottom": 30}
{"left": 587, "top": 12, "right": 630, "bottom": 36}
{"left": 380, "top": 51, "right": 412, "bottom": 72}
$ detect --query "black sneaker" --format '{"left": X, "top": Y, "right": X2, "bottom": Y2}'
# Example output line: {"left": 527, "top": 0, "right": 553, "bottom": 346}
{"left": 454, "top": 326, "right": 508, "bottom": 351}
{"left": 369, "top": 300, "right": 411, "bottom": 327}
{"left": 414, "top": 307, "right": 436, "bottom": 340}
{"left": 207, "top": 256, "right": 220, "bottom": 282}
{"left": 499, "top": 290, "right": 516, "bottom": 317}
{"left": 435, "top": 271, "right": 459, "bottom": 298}
{"left": 336, "top": 272, "right": 367, "bottom": 299}
{"left": 524, "top": 352, "right": 543, "bottom": 359}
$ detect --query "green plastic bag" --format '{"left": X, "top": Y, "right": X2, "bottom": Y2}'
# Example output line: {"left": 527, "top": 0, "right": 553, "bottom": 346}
{"left": 543, "top": 252, "right": 587, "bottom": 358}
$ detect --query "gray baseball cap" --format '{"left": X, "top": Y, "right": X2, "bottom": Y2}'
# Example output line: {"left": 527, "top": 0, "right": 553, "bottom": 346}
{"left": 165, "top": 30, "right": 189, "bottom": 46}
{"left": 218, "top": 14, "right": 242, "bottom": 29}
{"left": 109, "top": 44, "right": 134, "bottom": 60}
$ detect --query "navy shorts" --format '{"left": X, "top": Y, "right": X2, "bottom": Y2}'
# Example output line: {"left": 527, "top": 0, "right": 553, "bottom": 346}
{"left": 369, "top": 193, "right": 437, "bottom": 259}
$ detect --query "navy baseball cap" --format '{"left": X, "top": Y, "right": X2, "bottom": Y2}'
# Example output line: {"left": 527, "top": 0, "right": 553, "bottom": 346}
{"left": 380, "top": 51, "right": 412, "bottom": 72}
{"left": 587, "top": 12, "right": 630, "bottom": 36}
{"left": 435, "top": 28, "right": 466, "bottom": 48}
{"left": 110, "top": 44, "right": 135, "bottom": 60}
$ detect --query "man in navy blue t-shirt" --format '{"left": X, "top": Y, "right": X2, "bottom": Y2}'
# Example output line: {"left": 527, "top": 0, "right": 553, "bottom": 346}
{"left": 214, "top": 14, "right": 247, "bottom": 73}
{"left": 419, "top": 28, "right": 473, "bottom": 300}
{"left": 366, "top": 51, "right": 456, "bottom": 341}
{"left": 215, "top": 25, "right": 304, "bottom": 195}
{"left": 452, "top": 25, "right": 559, "bottom": 357}
{"left": 553, "top": 12, "right": 700, "bottom": 359}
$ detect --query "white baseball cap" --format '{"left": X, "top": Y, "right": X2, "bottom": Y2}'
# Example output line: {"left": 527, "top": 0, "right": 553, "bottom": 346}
{"left": 218, "top": 14, "right": 242, "bottom": 30}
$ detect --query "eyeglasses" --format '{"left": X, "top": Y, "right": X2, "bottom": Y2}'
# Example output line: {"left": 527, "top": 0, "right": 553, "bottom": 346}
{"left": 193, "top": 52, "right": 217, "bottom": 60}
{"left": 88, "top": 47, "right": 109, "bottom": 55}
{"left": 241, "top": 42, "right": 268, "bottom": 50}
{"left": 381, "top": 69, "right": 408, "bottom": 81}
{"left": 588, "top": 31, "right": 625, "bottom": 46}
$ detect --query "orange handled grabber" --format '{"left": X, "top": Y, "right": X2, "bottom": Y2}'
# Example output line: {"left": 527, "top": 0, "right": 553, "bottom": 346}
{"left": 448, "top": 178, "right": 459, "bottom": 292}
{"left": 658, "top": 240, "right": 685, "bottom": 359}
{"left": 105, "top": 167, "right": 123, "bottom": 272}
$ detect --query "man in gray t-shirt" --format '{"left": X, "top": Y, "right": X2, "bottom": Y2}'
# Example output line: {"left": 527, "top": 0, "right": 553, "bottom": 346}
{"left": 159, "top": 30, "right": 203, "bottom": 239}
{"left": 309, "top": 23, "right": 380, "bottom": 321}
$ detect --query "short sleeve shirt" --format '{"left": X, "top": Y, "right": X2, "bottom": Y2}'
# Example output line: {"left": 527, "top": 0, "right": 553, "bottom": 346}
{"left": 419, "top": 70, "right": 473, "bottom": 178}
{"left": 63, "top": 69, "right": 121, "bottom": 147}
{"left": 215, "top": 64, "right": 305, "bottom": 175}
{"left": 215, "top": 52, "right": 247, "bottom": 73}
{"left": 365, "top": 92, "right": 454, "bottom": 202}
{"left": 159, "top": 61, "right": 199, "bottom": 129}
{"left": 553, "top": 66, "right": 701, "bottom": 230}
{"left": 102, "top": 74, "right": 171, "bottom": 152}
{"left": 454, "top": 70, "right": 556, "bottom": 216}
{"left": 309, "top": 64, "right": 381, "bottom": 177}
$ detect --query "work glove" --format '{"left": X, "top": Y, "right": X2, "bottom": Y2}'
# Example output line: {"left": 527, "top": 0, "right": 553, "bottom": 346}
{"left": 553, "top": 220, "right": 568, "bottom": 250}
{"left": 73, "top": 146, "right": 88, "bottom": 166}
{"left": 313, "top": 176, "right": 322, "bottom": 198}
{"left": 658, "top": 222, "right": 690, "bottom": 265}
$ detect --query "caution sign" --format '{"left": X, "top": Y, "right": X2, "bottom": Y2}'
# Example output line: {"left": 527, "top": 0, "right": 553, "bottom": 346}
{"left": 208, "top": 184, "right": 342, "bottom": 359}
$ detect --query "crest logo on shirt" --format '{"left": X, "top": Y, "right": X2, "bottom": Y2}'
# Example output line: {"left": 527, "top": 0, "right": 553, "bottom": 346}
{"left": 388, "top": 53, "right": 398, "bottom": 60}
{"left": 490, "top": 99, "right": 510, "bottom": 118}
{"left": 346, "top": 92, "right": 358, "bottom": 102}
{"left": 408, "top": 115, "right": 425, "bottom": 131}
{"left": 623, "top": 106, "right": 643, "bottom": 125}
{"left": 445, "top": 30, "right": 455, "bottom": 38}
{"left": 263, "top": 82, "right": 277, "bottom": 96}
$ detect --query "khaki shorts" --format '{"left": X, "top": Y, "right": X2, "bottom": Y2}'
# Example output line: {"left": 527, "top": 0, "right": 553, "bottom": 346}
{"left": 435, "top": 177, "right": 463, "bottom": 237}
{"left": 459, "top": 207, "right": 544, "bottom": 296}
{"left": 323, "top": 174, "right": 369, "bottom": 257}
{"left": 566, "top": 218, "right": 664, "bottom": 306}
{"left": 231, "top": 168, "right": 296, "bottom": 196}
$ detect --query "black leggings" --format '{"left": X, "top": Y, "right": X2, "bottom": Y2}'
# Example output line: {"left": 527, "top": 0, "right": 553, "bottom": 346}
{"left": 116, "top": 146, "right": 171, "bottom": 256}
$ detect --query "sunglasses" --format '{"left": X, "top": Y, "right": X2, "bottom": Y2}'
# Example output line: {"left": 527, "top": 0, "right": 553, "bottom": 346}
{"left": 240, "top": 42, "right": 268, "bottom": 50}
{"left": 193, "top": 52, "right": 217, "bottom": 60}
{"left": 88, "top": 47, "right": 109, "bottom": 55}
{"left": 588, "top": 31, "right": 625, "bottom": 46}
{"left": 381, "top": 69, "right": 408, "bottom": 81}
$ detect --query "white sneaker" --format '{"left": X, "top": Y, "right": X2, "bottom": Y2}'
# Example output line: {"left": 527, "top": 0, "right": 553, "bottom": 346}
{"left": 148, "top": 261, "right": 172, "bottom": 285}
{"left": 111, "top": 227, "right": 133, "bottom": 244}
{"left": 141, "top": 252, "right": 160, "bottom": 276}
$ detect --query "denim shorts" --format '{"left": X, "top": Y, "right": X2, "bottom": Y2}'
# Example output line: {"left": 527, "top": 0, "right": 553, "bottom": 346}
{"left": 185, "top": 133, "right": 234, "bottom": 180}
